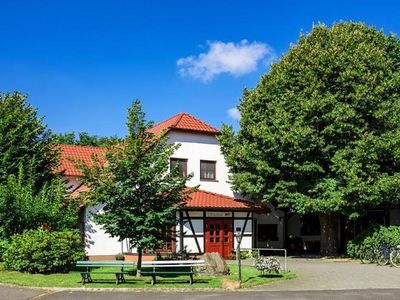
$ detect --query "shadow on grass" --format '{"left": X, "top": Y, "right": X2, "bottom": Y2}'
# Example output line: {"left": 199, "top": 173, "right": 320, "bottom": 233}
{"left": 80, "top": 277, "right": 212, "bottom": 286}
{"left": 240, "top": 273, "right": 283, "bottom": 284}
{"left": 79, "top": 279, "right": 138, "bottom": 285}
{"left": 148, "top": 278, "right": 211, "bottom": 285}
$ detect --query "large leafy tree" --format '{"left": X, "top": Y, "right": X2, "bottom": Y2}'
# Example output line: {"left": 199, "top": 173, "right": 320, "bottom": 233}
{"left": 219, "top": 22, "right": 400, "bottom": 255}
{"left": 79, "top": 100, "right": 193, "bottom": 273}
{"left": 0, "top": 92, "right": 58, "bottom": 188}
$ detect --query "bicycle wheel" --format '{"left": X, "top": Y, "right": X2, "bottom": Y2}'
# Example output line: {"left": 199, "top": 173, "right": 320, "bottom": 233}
{"left": 360, "top": 248, "right": 374, "bottom": 264}
{"left": 377, "top": 245, "right": 390, "bottom": 266}
{"left": 377, "top": 254, "right": 389, "bottom": 266}
{"left": 390, "top": 249, "right": 400, "bottom": 268}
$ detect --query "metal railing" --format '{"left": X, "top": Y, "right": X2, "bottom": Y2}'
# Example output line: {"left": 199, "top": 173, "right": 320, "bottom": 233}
{"left": 240, "top": 248, "right": 288, "bottom": 272}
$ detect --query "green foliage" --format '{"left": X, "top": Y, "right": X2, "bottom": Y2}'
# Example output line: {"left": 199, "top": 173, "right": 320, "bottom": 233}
{"left": 347, "top": 225, "right": 400, "bottom": 259}
{"left": 0, "top": 170, "right": 78, "bottom": 239}
{"left": 155, "top": 247, "right": 190, "bottom": 261}
{"left": 0, "top": 92, "right": 58, "bottom": 189}
{"left": 0, "top": 239, "right": 9, "bottom": 262}
{"left": 219, "top": 22, "right": 400, "bottom": 218}
{"left": 53, "top": 132, "right": 121, "bottom": 147}
{"left": 3, "top": 229, "right": 85, "bottom": 274}
{"left": 78, "top": 100, "right": 194, "bottom": 268}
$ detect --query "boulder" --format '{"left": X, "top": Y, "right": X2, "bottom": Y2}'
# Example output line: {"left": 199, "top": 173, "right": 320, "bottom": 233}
{"left": 200, "top": 252, "right": 230, "bottom": 275}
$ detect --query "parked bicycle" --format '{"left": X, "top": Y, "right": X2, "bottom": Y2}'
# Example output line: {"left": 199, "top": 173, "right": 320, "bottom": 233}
{"left": 389, "top": 245, "right": 400, "bottom": 268}
{"left": 360, "top": 242, "right": 400, "bottom": 267}
{"left": 359, "top": 242, "right": 391, "bottom": 265}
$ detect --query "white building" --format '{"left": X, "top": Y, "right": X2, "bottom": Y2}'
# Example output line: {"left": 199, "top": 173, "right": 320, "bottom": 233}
{"left": 59, "top": 112, "right": 400, "bottom": 259}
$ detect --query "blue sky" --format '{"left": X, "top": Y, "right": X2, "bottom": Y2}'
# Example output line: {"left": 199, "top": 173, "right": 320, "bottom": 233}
{"left": 1, "top": 0, "right": 400, "bottom": 137}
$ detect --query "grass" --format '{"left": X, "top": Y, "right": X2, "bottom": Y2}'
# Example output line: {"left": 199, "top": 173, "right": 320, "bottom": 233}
{"left": 0, "top": 263, "right": 295, "bottom": 289}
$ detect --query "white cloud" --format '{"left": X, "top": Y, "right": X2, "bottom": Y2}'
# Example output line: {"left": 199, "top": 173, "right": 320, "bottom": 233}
{"left": 228, "top": 107, "right": 241, "bottom": 120}
{"left": 177, "top": 40, "right": 274, "bottom": 81}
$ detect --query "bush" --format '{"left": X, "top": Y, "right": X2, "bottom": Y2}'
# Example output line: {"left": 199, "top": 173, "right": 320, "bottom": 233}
{"left": 347, "top": 225, "right": 400, "bottom": 259}
{"left": 253, "top": 256, "right": 281, "bottom": 274}
{"left": 3, "top": 229, "right": 85, "bottom": 273}
{"left": 0, "top": 239, "right": 9, "bottom": 262}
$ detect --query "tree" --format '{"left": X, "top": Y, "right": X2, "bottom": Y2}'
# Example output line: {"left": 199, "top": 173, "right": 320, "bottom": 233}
{"left": 0, "top": 168, "right": 78, "bottom": 239}
{"left": 78, "top": 100, "right": 193, "bottom": 274}
{"left": 219, "top": 22, "right": 400, "bottom": 255}
{"left": 0, "top": 92, "right": 78, "bottom": 241}
{"left": 0, "top": 92, "right": 58, "bottom": 189}
{"left": 53, "top": 132, "right": 121, "bottom": 147}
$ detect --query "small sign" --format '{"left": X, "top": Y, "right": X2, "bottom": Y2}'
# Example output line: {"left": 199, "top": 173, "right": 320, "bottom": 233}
{"left": 206, "top": 211, "right": 232, "bottom": 218}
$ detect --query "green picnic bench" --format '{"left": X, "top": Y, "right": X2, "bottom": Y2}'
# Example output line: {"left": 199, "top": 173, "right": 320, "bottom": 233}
{"left": 141, "top": 260, "right": 205, "bottom": 285}
{"left": 76, "top": 261, "right": 135, "bottom": 285}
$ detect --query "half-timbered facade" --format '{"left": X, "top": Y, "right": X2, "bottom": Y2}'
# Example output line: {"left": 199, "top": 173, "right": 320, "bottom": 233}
{"left": 59, "top": 113, "right": 262, "bottom": 259}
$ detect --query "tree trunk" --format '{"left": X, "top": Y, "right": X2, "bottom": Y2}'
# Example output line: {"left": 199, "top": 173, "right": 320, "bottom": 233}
{"left": 136, "top": 248, "right": 142, "bottom": 277}
{"left": 319, "top": 214, "right": 339, "bottom": 256}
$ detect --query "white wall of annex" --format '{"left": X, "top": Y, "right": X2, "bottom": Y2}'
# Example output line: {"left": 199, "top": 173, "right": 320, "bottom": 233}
{"left": 84, "top": 204, "right": 128, "bottom": 256}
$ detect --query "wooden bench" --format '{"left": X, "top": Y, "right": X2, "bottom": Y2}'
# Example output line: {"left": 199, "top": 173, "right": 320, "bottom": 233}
{"left": 76, "top": 261, "right": 135, "bottom": 285}
{"left": 141, "top": 260, "right": 205, "bottom": 285}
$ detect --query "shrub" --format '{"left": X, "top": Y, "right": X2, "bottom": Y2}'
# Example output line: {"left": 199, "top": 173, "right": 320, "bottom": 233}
{"left": 3, "top": 229, "right": 85, "bottom": 273}
{"left": 155, "top": 246, "right": 190, "bottom": 261}
{"left": 253, "top": 256, "right": 281, "bottom": 274}
{"left": 115, "top": 253, "right": 125, "bottom": 261}
{"left": 347, "top": 225, "right": 400, "bottom": 259}
{"left": 0, "top": 239, "right": 9, "bottom": 262}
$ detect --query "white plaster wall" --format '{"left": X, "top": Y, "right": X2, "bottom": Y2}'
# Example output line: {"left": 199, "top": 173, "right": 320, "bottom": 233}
{"left": 233, "top": 219, "right": 253, "bottom": 250}
{"left": 84, "top": 204, "right": 129, "bottom": 256}
{"left": 235, "top": 236, "right": 253, "bottom": 250}
{"left": 182, "top": 219, "right": 204, "bottom": 236}
{"left": 234, "top": 219, "right": 252, "bottom": 235}
{"left": 183, "top": 237, "right": 204, "bottom": 253}
{"left": 168, "top": 131, "right": 235, "bottom": 197}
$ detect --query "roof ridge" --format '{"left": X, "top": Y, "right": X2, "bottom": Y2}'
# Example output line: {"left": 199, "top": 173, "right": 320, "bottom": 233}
{"left": 150, "top": 112, "right": 184, "bottom": 129}
{"left": 173, "top": 112, "right": 186, "bottom": 128}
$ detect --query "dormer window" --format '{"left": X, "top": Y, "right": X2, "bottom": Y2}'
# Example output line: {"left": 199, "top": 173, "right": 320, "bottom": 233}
{"left": 200, "top": 160, "right": 216, "bottom": 181}
{"left": 170, "top": 158, "right": 188, "bottom": 177}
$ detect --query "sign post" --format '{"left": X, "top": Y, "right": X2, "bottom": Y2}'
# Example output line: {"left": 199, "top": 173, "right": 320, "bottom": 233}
{"left": 234, "top": 228, "right": 243, "bottom": 282}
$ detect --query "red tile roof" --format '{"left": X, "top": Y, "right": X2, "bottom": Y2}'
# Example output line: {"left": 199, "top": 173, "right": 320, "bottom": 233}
{"left": 57, "top": 144, "right": 106, "bottom": 176}
{"left": 148, "top": 113, "right": 220, "bottom": 136}
{"left": 186, "top": 189, "right": 254, "bottom": 210}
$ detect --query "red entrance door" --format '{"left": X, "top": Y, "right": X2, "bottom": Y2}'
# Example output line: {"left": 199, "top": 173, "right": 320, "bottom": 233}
{"left": 205, "top": 219, "right": 233, "bottom": 259}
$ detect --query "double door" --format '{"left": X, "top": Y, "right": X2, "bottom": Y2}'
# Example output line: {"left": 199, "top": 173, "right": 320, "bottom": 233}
{"left": 205, "top": 218, "right": 233, "bottom": 259}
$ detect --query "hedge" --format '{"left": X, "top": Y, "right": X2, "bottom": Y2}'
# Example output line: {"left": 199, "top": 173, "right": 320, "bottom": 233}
{"left": 3, "top": 229, "right": 85, "bottom": 273}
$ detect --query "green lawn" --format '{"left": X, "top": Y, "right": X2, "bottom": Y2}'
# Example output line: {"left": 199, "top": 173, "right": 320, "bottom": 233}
{"left": 0, "top": 263, "right": 295, "bottom": 289}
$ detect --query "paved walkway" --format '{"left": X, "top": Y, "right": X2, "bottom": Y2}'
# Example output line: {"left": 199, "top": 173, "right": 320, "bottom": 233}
{"left": 252, "top": 257, "right": 400, "bottom": 291}
{"left": 1, "top": 257, "right": 400, "bottom": 299}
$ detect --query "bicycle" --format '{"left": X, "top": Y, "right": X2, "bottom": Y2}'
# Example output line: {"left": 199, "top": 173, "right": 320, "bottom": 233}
{"left": 390, "top": 245, "right": 400, "bottom": 268}
{"left": 359, "top": 244, "right": 378, "bottom": 264}
{"left": 359, "top": 242, "right": 390, "bottom": 265}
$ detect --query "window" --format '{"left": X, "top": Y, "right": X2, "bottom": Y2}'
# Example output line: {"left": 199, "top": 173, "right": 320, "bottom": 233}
{"left": 200, "top": 160, "right": 216, "bottom": 180}
{"left": 257, "top": 224, "right": 278, "bottom": 241}
{"left": 170, "top": 158, "right": 187, "bottom": 177}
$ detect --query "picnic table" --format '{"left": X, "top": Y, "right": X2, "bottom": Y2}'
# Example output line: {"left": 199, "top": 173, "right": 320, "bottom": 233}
{"left": 141, "top": 260, "right": 205, "bottom": 285}
{"left": 76, "top": 260, "right": 135, "bottom": 285}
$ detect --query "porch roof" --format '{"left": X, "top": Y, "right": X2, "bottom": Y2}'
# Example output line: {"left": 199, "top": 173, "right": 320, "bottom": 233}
{"left": 186, "top": 189, "right": 258, "bottom": 211}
